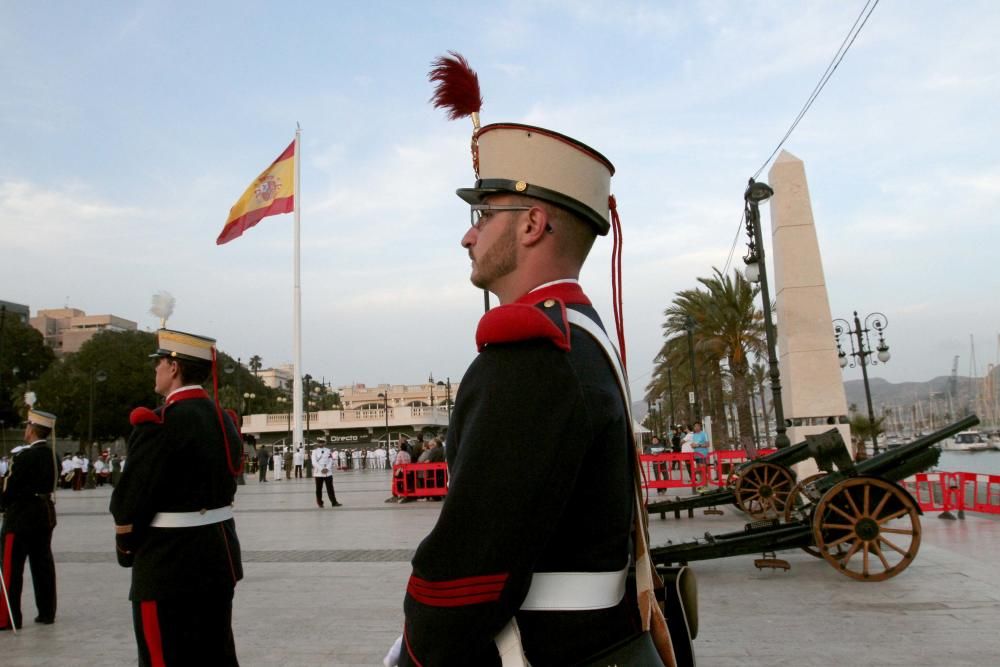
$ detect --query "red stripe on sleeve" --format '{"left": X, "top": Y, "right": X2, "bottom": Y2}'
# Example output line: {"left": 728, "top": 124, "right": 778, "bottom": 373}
{"left": 407, "top": 572, "right": 508, "bottom": 590}
{"left": 140, "top": 601, "right": 167, "bottom": 667}
{"left": 406, "top": 572, "right": 508, "bottom": 607}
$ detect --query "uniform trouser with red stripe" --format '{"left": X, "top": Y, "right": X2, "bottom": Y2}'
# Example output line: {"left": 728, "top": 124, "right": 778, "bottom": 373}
{"left": 0, "top": 527, "right": 57, "bottom": 629}
{"left": 132, "top": 592, "right": 238, "bottom": 666}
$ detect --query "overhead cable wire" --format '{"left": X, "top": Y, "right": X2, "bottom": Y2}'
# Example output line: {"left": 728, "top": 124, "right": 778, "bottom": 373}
{"left": 722, "top": 0, "right": 881, "bottom": 276}
{"left": 721, "top": 210, "right": 747, "bottom": 276}
{"left": 752, "top": 0, "right": 881, "bottom": 179}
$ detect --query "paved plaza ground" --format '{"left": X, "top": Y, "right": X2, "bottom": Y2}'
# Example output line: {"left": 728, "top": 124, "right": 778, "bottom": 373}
{"left": 2, "top": 468, "right": 998, "bottom": 666}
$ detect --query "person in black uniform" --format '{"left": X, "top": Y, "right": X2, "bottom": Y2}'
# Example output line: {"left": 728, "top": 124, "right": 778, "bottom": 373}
{"left": 0, "top": 408, "right": 58, "bottom": 630}
{"left": 110, "top": 329, "right": 243, "bottom": 665}
{"left": 388, "top": 54, "right": 671, "bottom": 666}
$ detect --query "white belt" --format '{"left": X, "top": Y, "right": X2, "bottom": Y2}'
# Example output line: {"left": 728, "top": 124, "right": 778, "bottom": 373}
{"left": 519, "top": 565, "right": 628, "bottom": 611}
{"left": 149, "top": 505, "right": 234, "bottom": 528}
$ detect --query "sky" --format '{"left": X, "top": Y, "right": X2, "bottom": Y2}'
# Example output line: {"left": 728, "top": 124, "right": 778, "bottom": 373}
{"left": 2, "top": 0, "right": 998, "bottom": 399}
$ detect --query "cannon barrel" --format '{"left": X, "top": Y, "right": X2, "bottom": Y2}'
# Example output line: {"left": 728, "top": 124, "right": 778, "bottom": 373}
{"left": 751, "top": 439, "right": 813, "bottom": 468}
{"left": 856, "top": 414, "right": 979, "bottom": 477}
{"left": 808, "top": 414, "right": 980, "bottom": 496}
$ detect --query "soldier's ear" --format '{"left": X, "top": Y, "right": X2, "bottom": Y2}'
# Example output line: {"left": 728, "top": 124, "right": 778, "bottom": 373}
{"left": 520, "top": 205, "right": 550, "bottom": 247}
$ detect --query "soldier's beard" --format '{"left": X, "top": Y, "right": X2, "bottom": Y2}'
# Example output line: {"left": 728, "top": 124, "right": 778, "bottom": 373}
{"left": 470, "top": 221, "right": 518, "bottom": 290}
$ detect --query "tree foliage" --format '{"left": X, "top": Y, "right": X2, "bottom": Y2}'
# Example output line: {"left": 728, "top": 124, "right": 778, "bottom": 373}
{"left": 0, "top": 314, "right": 56, "bottom": 424}
{"left": 30, "top": 330, "right": 160, "bottom": 442}
{"left": 849, "top": 413, "right": 885, "bottom": 446}
{"left": 646, "top": 268, "right": 765, "bottom": 448}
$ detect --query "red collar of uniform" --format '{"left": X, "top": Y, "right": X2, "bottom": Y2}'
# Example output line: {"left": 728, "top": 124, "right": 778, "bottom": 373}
{"left": 165, "top": 387, "right": 210, "bottom": 406}
{"left": 475, "top": 283, "right": 591, "bottom": 352}
{"left": 515, "top": 281, "right": 591, "bottom": 307}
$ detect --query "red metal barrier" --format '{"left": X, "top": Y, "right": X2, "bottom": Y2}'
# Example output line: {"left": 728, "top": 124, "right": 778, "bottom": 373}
{"left": 641, "top": 448, "right": 784, "bottom": 493}
{"left": 902, "top": 472, "right": 1000, "bottom": 516}
{"left": 392, "top": 462, "right": 449, "bottom": 499}
{"left": 710, "top": 451, "right": 748, "bottom": 488}
{"left": 958, "top": 472, "right": 1000, "bottom": 515}
{"left": 640, "top": 453, "right": 707, "bottom": 492}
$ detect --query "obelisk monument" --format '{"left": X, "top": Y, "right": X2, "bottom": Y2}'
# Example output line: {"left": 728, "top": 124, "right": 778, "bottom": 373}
{"left": 768, "top": 150, "right": 852, "bottom": 460}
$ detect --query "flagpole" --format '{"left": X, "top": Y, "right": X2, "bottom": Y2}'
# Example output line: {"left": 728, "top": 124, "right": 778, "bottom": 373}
{"left": 292, "top": 125, "right": 304, "bottom": 451}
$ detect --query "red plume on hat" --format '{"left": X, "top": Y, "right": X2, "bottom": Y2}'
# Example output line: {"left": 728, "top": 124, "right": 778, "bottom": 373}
{"left": 429, "top": 51, "right": 483, "bottom": 124}
{"left": 429, "top": 51, "right": 483, "bottom": 176}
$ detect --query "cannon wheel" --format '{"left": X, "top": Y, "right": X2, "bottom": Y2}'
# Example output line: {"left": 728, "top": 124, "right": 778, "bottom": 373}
{"left": 784, "top": 473, "right": 847, "bottom": 560}
{"left": 812, "top": 477, "right": 922, "bottom": 581}
{"left": 733, "top": 462, "right": 796, "bottom": 518}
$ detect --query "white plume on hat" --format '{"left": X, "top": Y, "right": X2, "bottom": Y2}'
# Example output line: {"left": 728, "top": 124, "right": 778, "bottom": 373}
{"left": 150, "top": 291, "right": 176, "bottom": 328}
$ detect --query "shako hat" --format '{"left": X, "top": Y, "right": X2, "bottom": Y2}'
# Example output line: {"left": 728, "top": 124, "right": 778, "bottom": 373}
{"left": 430, "top": 53, "right": 615, "bottom": 236}
{"left": 457, "top": 124, "right": 614, "bottom": 235}
{"left": 27, "top": 409, "right": 57, "bottom": 429}
{"left": 149, "top": 328, "right": 216, "bottom": 364}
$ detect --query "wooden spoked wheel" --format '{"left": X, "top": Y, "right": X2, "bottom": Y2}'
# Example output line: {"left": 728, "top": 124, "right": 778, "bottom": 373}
{"left": 784, "top": 473, "right": 846, "bottom": 559}
{"left": 812, "top": 477, "right": 922, "bottom": 581}
{"left": 733, "top": 462, "right": 796, "bottom": 519}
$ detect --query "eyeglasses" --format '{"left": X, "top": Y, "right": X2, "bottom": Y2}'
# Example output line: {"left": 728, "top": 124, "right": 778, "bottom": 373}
{"left": 469, "top": 204, "right": 531, "bottom": 230}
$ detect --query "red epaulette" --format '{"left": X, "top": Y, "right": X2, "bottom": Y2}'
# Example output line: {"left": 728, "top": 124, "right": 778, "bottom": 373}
{"left": 475, "top": 297, "right": 571, "bottom": 352}
{"left": 129, "top": 407, "right": 163, "bottom": 426}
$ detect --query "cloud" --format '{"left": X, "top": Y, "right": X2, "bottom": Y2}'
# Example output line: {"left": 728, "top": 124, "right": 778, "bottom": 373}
{"left": 0, "top": 181, "right": 146, "bottom": 253}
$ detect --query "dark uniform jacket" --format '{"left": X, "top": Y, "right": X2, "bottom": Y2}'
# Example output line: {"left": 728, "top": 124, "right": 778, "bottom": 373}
{"left": 1, "top": 440, "right": 57, "bottom": 535}
{"left": 401, "top": 282, "right": 638, "bottom": 666}
{"left": 110, "top": 387, "right": 243, "bottom": 601}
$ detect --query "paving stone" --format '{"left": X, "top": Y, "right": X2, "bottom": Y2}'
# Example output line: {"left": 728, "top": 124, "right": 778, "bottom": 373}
{"left": 1, "top": 470, "right": 998, "bottom": 665}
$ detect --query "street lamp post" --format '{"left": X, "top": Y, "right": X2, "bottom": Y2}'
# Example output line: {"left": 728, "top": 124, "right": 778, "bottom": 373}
{"left": 834, "top": 311, "right": 891, "bottom": 455}
{"left": 86, "top": 369, "right": 108, "bottom": 489}
{"left": 742, "top": 178, "right": 790, "bottom": 448}
{"left": 377, "top": 392, "right": 390, "bottom": 448}
{"left": 277, "top": 396, "right": 290, "bottom": 446}
{"left": 243, "top": 392, "right": 256, "bottom": 416}
{"left": 444, "top": 378, "right": 452, "bottom": 423}
{"left": 435, "top": 379, "right": 451, "bottom": 424}
{"left": 684, "top": 315, "right": 701, "bottom": 422}
{"left": 666, "top": 367, "right": 675, "bottom": 431}
{"left": 306, "top": 398, "right": 318, "bottom": 442}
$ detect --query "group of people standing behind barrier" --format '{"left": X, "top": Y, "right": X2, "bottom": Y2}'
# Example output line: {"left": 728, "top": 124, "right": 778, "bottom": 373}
{"left": 646, "top": 422, "right": 713, "bottom": 493}
{"left": 392, "top": 433, "right": 446, "bottom": 467}
{"left": 647, "top": 422, "right": 712, "bottom": 460}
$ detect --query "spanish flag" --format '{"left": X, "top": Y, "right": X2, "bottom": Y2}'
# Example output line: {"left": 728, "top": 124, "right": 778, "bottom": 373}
{"left": 217, "top": 140, "right": 295, "bottom": 245}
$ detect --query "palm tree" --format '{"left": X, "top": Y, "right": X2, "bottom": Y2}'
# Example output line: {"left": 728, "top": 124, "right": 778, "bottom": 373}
{"left": 850, "top": 413, "right": 884, "bottom": 460}
{"left": 694, "top": 269, "right": 765, "bottom": 448}
{"left": 249, "top": 355, "right": 263, "bottom": 378}
{"left": 649, "top": 268, "right": 765, "bottom": 450}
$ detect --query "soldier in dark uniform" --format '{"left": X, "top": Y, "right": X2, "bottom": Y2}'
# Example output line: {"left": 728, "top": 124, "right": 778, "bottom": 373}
{"left": 110, "top": 329, "right": 243, "bottom": 665}
{"left": 0, "top": 408, "right": 58, "bottom": 630}
{"left": 388, "top": 55, "right": 671, "bottom": 666}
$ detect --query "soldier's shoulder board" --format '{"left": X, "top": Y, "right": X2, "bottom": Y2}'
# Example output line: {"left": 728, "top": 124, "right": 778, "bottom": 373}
{"left": 129, "top": 407, "right": 163, "bottom": 427}
{"left": 475, "top": 297, "right": 570, "bottom": 352}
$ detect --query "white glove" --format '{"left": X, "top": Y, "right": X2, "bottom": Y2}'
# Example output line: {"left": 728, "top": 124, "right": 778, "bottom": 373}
{"left": 383, "top": 634, "right": 403, "bottom": 667}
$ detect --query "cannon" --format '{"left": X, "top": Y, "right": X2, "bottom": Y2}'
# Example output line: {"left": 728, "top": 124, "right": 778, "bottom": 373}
{"left": 648, "top": 428, "right": 855, "bottom": 519}
{"left": 650, "top": 415, "right": 979, "bottom": 582}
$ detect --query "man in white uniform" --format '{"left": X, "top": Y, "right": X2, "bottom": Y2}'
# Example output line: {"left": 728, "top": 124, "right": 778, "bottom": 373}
{"left": 310, "top": 446, "right": 341, "bottom": 508}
